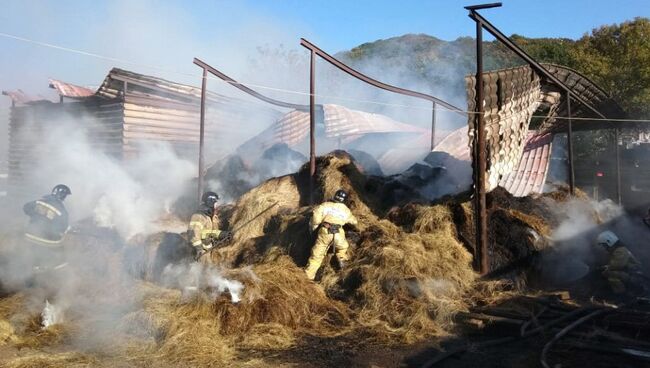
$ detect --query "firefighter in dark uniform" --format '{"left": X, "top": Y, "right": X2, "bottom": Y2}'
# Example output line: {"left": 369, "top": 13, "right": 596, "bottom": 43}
{"left": 596, "top": 230, "right": 646, "bottom": 296}
{"left": 23, "top": 184, "right": 71, "bottom": 271}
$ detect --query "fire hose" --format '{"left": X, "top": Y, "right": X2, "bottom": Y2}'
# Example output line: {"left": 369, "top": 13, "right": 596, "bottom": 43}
{"left": 199, "top": 201, "right": 280, "bottom": 259}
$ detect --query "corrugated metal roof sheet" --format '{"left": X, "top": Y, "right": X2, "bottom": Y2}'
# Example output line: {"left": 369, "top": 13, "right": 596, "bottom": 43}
{"left": 466, "top": 65, "right": 543, "bottom": 191}
{"left": 95, "top": 68, "right": 239, "bottom": 107}
{"left": 431, "top": 126, "right": 471, "bottom": 161}
{"left": 243, "top": 104, "right": 427, "bottom": 153}
{"left": 48, "top": 79, "right": 94, "bottom": 98}
{"left": 1, "top": 90, "right": 53, "bottom": 105}
{"left": 323, "top": 104, "right": 426, "bottom": 137}
{"left": 428, "top": 126, "right": 553, "bottom": 197}
{"left": 538, "top": 63, "right": 626, "bottom": 133}
{"left": 6, "top": 67, "right": 285, "bottom": 199}
{"left": 499, "top": 132, "right": 553, "bottom": 196}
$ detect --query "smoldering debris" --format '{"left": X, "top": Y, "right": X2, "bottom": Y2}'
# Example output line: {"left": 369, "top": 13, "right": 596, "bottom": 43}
{"left": 204, "top": 143, "right": 307, "bottom": 204}
{"left": 0, "top": 149, "right": 632, "bottom": 367}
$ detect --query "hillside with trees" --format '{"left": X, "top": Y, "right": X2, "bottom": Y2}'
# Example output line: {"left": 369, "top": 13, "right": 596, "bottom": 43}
{"left": 339, "top": 17, "right": 650, "bottom": 119}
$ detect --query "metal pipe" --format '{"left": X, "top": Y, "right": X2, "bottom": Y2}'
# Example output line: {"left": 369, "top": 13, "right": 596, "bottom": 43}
{"left": 430, "top": 101, "right": 437, "bottom": 151}
{"left": 464, "top": 2, "right": 502, "bottom": 10}
{"left": 615, "top": 127, "right": 621, "bottom": 205}
{"left": 540, "top": 309, "right": 608, "bottom": 368}
{"left": 309, "top": 49, "right": 316, "bottom": 204}
{"left": 567, "top": 92, "right": 575, "bottom": 195}
{"left": 474, "top": 18, "right": 489, "bottom": 275}
{"left": 198, "top": 67, "right": 207, "bottom": 203}
{"left": 467, "top": 11, "right": 607, "bottom": 120}
{"left": 300, "top": 38, "right": 464, "bottom": 115}
{"left": 193, "top": 58, "right": 308, "bottom": 111}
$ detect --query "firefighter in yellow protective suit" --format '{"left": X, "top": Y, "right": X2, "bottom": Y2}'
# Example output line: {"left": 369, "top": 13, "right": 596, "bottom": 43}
{"left": 305, "top": 189, "right": 358, "bottom": 280}
{"left": 596, "top": 230, "right": 645, "bottom": 295}
{"left": 188, "top": 191, "right": 232, "bottom": 261}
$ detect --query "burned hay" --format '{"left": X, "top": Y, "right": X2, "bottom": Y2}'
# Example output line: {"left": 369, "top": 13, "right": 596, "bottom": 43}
{"left": 3, "top": 352, "right": 98, "bottom": 368}
{"left": 327, "top": 220, "right": 475, "bottom": 343}
{"left": 215, "top": 255, "right": 351, "bottom": 338}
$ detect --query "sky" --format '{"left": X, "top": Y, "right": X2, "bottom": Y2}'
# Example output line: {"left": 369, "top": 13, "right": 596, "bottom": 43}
{"left": 1, "top": 0, "right": 649, "bottom": 103}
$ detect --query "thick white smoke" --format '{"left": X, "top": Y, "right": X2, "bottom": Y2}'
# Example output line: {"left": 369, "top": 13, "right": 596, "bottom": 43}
{"left": 16, "top": 116, "right": 196, "bottom": 239}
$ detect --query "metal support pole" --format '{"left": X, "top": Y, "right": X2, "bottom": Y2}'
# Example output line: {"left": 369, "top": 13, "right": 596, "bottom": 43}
{"left": 474, "top": 18, "right": 489, "bottom": 275}
{"left": 566, "top": 92, "right": 575, "bottom": 195}
{"left": 430, "top": 101, "right": 437, "bottom": 151}
{"left": 198, "top": 68, "right": 207, "bottom": 203}
{"left": 615, "top": 127, "right": 621, "bottom": 205}
{"left": 309, "top": 49, "right": 316, "bottom": 204}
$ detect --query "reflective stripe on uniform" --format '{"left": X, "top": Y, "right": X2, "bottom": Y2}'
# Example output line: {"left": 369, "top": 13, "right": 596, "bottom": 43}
{"left": 201, "top": 229, "right": 221, "bottom": 239}
{"left": 25, "top": 233, "right": 63, "bottom": 247}
{"left": 192, "top": 240, "right": 203, "bottom": 247}
{"left": 35, "top": 201, "right": 62, "bottom": 216}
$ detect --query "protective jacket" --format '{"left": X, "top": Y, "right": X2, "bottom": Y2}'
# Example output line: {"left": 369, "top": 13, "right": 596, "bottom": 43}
{"left": 305, "top": 201, "right": 358, "bottom": 280}
{"left": 309, "top": 201, "right": 358, "bottom": 231}
{"left": 604, "top": 245, "right": 643, "bottom": 294}
{"left": 23, "top": 195, "right": 69, "bottom": 246}
{"left": 188, "top": 205, "right": 222, "bottom": 251}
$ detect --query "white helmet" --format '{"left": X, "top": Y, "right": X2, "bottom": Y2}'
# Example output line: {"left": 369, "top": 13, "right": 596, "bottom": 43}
{"left": 596, "top": 230, "right": 619, "bottom": 248}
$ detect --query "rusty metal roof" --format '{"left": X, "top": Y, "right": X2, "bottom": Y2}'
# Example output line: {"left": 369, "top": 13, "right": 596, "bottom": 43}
{"left": 96, "top": 68, "right": 236, "bottom": 105}
{"left": 537, "top": 63, "right": 626, "bottom": 132}
{"left": 431, "top": 126, "right": 471, "bottom": 161}
{"left": 247, "top": 104, "right": 427, "bottom": 150}
{"left": 499, "top": 132, "right": 553, "bottom": 196}
{"left": 1, "top": 90, "right": 53, "bottom": 105}
{"left": 48, "top": 79, "right": 94, "bottom": 98}
{"left": 428, "top": 126, "right": 553, "bottom": 197}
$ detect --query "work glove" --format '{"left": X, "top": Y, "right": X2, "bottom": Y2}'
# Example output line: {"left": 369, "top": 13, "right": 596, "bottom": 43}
{"left": 217, "top": 231, "right": 233, "bottom": 242}
{"left": 346, "top": 231, "right": 361, "bottom": 245}
{"left": 194, "top": 248, "right": 206, "bottom": 262}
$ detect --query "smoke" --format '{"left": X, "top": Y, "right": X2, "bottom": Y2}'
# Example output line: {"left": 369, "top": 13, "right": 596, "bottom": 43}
{"left": 7, "top": 115, "right": 195, "bottom": 239}
{"left": 540, "top": 197, "right": 650, "bottom": 286}
{"left": 161, "top": 262, "right": 246, "bottom": 304}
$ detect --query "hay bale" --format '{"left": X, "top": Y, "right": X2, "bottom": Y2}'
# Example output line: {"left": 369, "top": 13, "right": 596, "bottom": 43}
{"left": 229, "top": 175, "right": 302, "bottom": 242}
{"left": 0, "top": 319, "right": 17, "bottom": 345}
{"left": 3, "top": 352, "right": 98, "bottom": 368}
{"left": 329, "top": 220, "right": 475, "bottom": 342}
{"left": 214, "top": 255, "right": 350, "bottom": 338}
{"left": 236, "top": 322, "right": 296, "bottom": 350}
{"left": 387, "top": 202, "right": 456, "bottom": 235}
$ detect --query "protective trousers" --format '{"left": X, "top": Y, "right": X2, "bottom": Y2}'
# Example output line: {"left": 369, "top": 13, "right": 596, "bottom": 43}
{"left": 305, "top": 227, "right": 349, "bottom": 280}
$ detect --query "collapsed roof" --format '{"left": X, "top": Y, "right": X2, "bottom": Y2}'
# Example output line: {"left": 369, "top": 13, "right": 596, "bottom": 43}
{"left": 464, "top": 63, "right": 627, "bottom": 193}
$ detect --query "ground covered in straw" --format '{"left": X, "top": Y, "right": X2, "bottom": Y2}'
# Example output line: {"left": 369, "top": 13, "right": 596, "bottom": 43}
{"left": 0, "top": 151, "right": 589, "bottom": 367}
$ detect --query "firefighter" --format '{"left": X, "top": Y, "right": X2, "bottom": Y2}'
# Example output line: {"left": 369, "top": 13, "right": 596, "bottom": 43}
{"left": 305, "top": 189, "right": 358, "bottom": 280}
{"left": 188, "top": 191, "right": 232, "bottom": 261}
{"left": 21, "top": 184, "right": 72, "bottom": 328}
{"left": 23, "top": 184, "right": 71, "bottom": 271}
{"left": 596, "top": 230, "right": 645, "bottom": 296}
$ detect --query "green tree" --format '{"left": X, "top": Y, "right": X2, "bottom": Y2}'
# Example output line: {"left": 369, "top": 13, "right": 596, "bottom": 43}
{"left": 571, "top": 17, "right": 650, "bottom": 118}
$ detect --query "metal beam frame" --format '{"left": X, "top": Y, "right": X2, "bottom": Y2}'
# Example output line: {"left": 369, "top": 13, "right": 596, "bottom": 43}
{"left": 473, "top": 18, "right": 489, "bottom": 274}
{"left": 193, "top": 57, "right": 313, "bottom": 204}
{"left": 467, "top": 10, "right": 607, "bottom": 120}
{"left": 300, "top": 38, "right": 465, "bottom": 155}
{"left": 194, "top": 58, "right": 308, "bottom": 111}
{"left": 465, "top": 2, "right": 615, "bottom": 273}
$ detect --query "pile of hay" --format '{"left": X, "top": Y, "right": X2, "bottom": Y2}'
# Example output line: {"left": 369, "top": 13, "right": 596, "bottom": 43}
{"left": 0, "top": 149, "right": 589, "bottom": 366}
{"left": 200, "top": 151, "right": 477, "bottom": 342}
